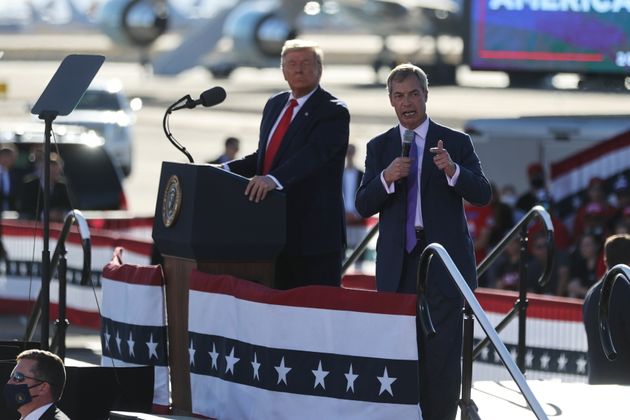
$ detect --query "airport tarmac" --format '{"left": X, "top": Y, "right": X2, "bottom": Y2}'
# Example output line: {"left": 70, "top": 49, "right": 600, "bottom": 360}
{"left": 0, "top": 58, "right": 629, "bottom": 217}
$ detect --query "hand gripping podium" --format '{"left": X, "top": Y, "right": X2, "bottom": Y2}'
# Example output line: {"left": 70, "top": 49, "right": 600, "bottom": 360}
{"left": 152, "top": 161, "right": 286, "bottom": 413}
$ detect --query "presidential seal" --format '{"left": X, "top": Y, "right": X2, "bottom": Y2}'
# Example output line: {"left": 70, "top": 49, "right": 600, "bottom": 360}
{"left": 162, "top": 175, "right": 182, "bottom": 227}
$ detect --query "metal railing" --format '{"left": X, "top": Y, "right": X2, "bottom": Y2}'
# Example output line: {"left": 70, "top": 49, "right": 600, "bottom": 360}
{"left": 417, "top": 243, "right": 548, "bottom": 420}
{"left": 23, "top": 210, "right": 92, "bottom": 360}
{"left": 472, "top": 205, "right": 554, "bottom": 372}
{"left": 342, "top": 220, "right": 379, "bottom": 274}
{"left": 343, "top": 206, "right": 554, "bottom": 373}
{"left": 598, "top": 263, "right": 630, "bottom": 360}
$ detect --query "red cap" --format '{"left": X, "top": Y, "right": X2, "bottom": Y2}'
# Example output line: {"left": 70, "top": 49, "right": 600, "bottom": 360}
{"left": 527, "top": 163, "right": 544, "bottom": 177}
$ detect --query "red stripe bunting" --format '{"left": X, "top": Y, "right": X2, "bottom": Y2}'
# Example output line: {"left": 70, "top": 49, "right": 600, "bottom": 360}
{"left": 189, "top": 270, "right": 417, "bottom": 316}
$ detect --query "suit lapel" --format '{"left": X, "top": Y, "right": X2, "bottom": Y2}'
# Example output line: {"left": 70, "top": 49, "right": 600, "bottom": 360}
{"left": 259, "top": 92, "right": 291, "bottom": 171}
{"left": 385, "top": 127, "right": 402, "bottom": 168}
{"left": 421, "top": 119, "right": 439, "bottom": 192}
{"left": 271, "top": 88, "right": 321, "bottom": 167}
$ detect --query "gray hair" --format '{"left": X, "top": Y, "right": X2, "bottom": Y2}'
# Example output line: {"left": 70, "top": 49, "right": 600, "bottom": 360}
{"left": 386, "top": 63, "right": 428, "bottom": 95}
{"left": 281, "top": 39, "right": 324, "bottom": 68}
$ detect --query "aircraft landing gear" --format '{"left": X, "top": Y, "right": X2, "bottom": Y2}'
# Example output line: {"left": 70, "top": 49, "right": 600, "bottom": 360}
{"left": 207, "top": 64, "right": 235, "bottom": 79}
{"left": 372, "top": 39, "right": 398, "bottom": 85}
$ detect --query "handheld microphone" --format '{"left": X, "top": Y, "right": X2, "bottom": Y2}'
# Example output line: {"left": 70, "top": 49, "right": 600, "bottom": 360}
{"left": 171, "top": 86, "right": 227, "bottom": 111}
{"left": 398, "top": 129, "right": 415, "bottom": 185}
{"left": 401, "top": 129, "right": 414, "bottom": 158}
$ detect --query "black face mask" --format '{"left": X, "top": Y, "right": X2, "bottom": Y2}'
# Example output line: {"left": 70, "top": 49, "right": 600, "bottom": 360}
{"left": 3, "top": 383, "right": 34, "bottom": 409}
{"left": 530, "top": 175, "right": 545, "bottom": 189}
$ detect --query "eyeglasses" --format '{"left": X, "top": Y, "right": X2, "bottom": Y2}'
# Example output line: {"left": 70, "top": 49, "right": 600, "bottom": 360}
{"left": 9, "top": 370, "right": 45, "bottom": 384}
{"left": 283, "top": 60, "right": 315, "bottom": 71}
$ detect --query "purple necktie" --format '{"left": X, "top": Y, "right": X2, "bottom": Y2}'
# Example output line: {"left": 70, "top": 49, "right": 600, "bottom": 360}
{"left": 405, "top": 131, "right": 418, "bottom": 253}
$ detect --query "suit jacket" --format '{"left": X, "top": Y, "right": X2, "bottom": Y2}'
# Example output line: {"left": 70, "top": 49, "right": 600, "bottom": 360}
{"left": 583, "top": 279, "right": 630, "bottom": 385}
{"left": 0, "top": 169, "right": 20, "bottom": 212}
{"left": 356, "top": 119, "right": 491, "bottom": 296}
{"left": 228, "top": 86, "right": 350, "bottom": 256}
{"left": 343, "top": 166, "right": 364, "bottom": 214}
{"left": 17, "top": 174, "right": 72, "bottom": 221}
{"left": 40, "top": 404, "right": 70, "bottom": 420}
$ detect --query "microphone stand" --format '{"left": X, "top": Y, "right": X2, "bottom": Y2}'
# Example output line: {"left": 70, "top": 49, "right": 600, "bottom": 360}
{"left": 38, "top": 111, "right": 58, "bottom": 350}
{"left": 163, "top": 95, "right": 194, "bottom": 163}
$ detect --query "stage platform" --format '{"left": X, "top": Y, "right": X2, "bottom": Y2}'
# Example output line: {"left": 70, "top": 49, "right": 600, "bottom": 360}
{"left": 469, "top": 380, "right": 626, "bottom": 419}
{"left": 110, "top": 380, "right": 626, "bottom": 419}
{"left": 110, "top": 412, "right": 197, "bottom": 420}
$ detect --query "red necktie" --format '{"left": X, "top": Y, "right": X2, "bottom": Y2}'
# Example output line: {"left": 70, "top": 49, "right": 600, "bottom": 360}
{"left": 263, "top": 99, "right": 298, "bottom": 174}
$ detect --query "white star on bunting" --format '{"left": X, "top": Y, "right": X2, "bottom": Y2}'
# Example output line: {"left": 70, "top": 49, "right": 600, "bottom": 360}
{"left": 525, "top": 350, "right": 534, "bottom": 367}
{"left": 189, "top": 340, "right": 196, "bottom": 367}
{"left": 127, "top": 331, "right": 135, "bottom": 357}
{"left": 275, "top": 357, "right": 291, "bottom": 385}
{"left": 209, "top": 343, "right": 219, "bottom": 370}
{"left": 344, "top": 364, "right": 359, "bottom": 393}
{"left": 251, "top": 353, "right": 261, "bottom": 381}
{"left": 312, "top": 360, "right": 329, "bottom": 390}
{"left": 225, "top": 347, "right": 240, "bottom": 375}
{"left": 576, "top": 357, "right": 587, "bottom": 373}
{"left": 146, "top": 333, "right": 159, "bottom": 360}
{"left": 557, "top": 353, "right": 568, "bottom": 371}
{"left": 540, "top": 353, "right": 551, "bottom": 369}
{"left": 103, "top": 327, "right": 111, "bottom": 351}
{"left": 377, "top": 367, "right": 396, "bottom": 396}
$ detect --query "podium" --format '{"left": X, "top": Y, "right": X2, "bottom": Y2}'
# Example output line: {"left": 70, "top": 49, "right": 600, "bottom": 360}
{"left": 152, "top": 162, "right": 286, "bottom": 413}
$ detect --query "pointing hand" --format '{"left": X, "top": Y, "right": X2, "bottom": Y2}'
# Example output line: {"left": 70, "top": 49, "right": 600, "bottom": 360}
{"left": 430, "top": 140, "right": 455, "bottom": 177}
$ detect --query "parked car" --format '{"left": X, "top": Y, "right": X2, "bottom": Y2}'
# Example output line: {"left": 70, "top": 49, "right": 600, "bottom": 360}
{"left": 54, "top": 78, "right": 141, "bottom": 177}
{"left": 0, "top": 122, "right": 128, "bottom": 213}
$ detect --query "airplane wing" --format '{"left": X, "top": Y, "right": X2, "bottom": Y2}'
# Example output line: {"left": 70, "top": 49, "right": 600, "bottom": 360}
{"left": 151, "top": 5, "right": 236, "bottom": 76}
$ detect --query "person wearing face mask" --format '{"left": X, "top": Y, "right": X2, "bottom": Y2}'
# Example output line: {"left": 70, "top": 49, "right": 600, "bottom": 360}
{"left": 515, "top": 162, "right": 554, "bottom": 220}
{"left": 3, "top": 349, "right": 69, "bottom": 420}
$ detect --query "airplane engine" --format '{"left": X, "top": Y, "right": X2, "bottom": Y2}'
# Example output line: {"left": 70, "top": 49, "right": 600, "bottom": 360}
{"left": 98, "top": 0, "right": 168, "bottom": 48}
{"left": 224, "top": 3, "right": 298, "bottom": 64}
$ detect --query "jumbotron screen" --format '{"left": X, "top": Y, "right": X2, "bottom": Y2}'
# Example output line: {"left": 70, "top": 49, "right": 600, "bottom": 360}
{"left": 468, "top": 0, "right": 630, "bottom": 74}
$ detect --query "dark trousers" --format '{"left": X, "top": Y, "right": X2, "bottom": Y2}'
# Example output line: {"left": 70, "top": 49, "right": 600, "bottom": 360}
{"left": 399, "top": 231, "right": 463, "bottom": 420}
{"left": 274, "top": 249, "right": 342, "bottom": 290}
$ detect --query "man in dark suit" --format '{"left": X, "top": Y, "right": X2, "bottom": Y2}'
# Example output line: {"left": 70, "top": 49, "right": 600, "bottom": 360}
{"left": 227, "top": 39, "right": 350, "bottom": 289}
{"left": 17, "top": 152, "right": 72, "bottom": 223}
{"left": 355, "top": 64, "right": 491, "bottom": 420}
{"left": 343, "top": 143, "right": 368, "bottom": 263}
{"left": 0, "top": 143, "right": 18, "bottom": 262}
{"left": 582, "top": 233, "right": 630, "bottom": 385}
{"left": 208, "top": 136, "right": 240, "bottom": 164}
{"left": 0, "top": 143, "right": 18, "bottom": 212}
{"left": 4, "top": 349, "right": 70, "bottom": 419}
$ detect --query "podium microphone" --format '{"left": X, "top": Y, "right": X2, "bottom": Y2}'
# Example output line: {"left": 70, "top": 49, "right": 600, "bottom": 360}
{"left": 171, "top": 86, "right": 227, "bottom": 111}
{"left": 163, "top": 86, "right": 228, "bottom": 163}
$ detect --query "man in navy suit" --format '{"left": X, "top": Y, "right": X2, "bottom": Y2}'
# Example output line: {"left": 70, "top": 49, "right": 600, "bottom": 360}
{"left": 356, "top": 64, "right": 491, "bottom": 420}
{"left": 4, "top": 349, "right": 70, "bottom": 419}
{"left": 227, "top": 39, "right": 350, "bottom": 289}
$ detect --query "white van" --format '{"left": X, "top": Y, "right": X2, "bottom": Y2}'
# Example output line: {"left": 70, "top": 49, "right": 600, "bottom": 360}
{"left": 463, "top": 115, "right": 630, "bottom": 195}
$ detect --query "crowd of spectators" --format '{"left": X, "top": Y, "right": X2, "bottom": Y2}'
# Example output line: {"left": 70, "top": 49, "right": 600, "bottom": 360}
{"left": 466, "top": 163, "right": 630, "bottom": 299}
